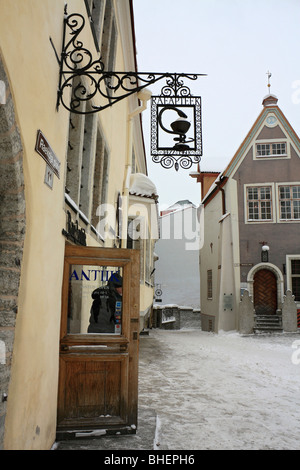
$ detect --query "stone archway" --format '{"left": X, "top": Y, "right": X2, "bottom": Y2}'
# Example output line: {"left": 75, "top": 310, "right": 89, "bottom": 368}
{"left": 0, "top": 56, "right": 26, "bottom": 449}
{"left": 247, "top": 263, "right": 284, "bottom": 315}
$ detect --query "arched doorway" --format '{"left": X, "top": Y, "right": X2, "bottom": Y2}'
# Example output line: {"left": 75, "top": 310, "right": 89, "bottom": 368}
{"left": 254, "top": 269, "right": 277, "bottom": 315}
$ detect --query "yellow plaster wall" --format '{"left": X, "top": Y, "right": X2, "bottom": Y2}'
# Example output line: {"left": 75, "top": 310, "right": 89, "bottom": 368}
{"left": 0, "top": 0, "right": 153, "bottom": 449}
{"left": 0, "top": 0, "right": 73, "bottom": 450}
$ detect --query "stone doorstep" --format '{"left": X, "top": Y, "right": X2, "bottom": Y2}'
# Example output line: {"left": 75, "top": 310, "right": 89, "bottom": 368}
{"left": 254, "top": 314, "right": 283, "bottom": 332}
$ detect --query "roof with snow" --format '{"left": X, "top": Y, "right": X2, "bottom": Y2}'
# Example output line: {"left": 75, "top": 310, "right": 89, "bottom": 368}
{"left": 129, "top": 173, "right": 158, "bottom": 199}
{"left": 160, "top": 200, "right": 197, "bottom": 217}
{"left": 167, "top": 200, "right": 196, "bottom": 210}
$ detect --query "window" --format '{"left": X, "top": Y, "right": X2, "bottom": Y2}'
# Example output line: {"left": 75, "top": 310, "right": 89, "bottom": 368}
{"left": 291, "top": 260, "right": 300, "bottom": 301}
{"left": 101, "top": 0, "right": 118, "bottom": 95}
{"left": 127, "top": 218, "right": 144, "bottom": 283}
{"left": 256, "top": 142, "right": 287, "bottom": 157}
{"left": 84, "top": 0, "right": 118, "bottom": 96}
{"left": 272, "top": 143, "right": 286, "bottom": 155}
{"left": 279, "top": 185, "right": 300, "bottom": 220}
{"left": 207, "top": 270, "right": 212, "bottom": 299}
{"left": 85, "top": 0, "right": 105, "bottom": 51}
{"left": 65, "top": 97, "right": 109, "bottom": 238}
{"left": 247, "top": 186, "right": 272, "bottom": 221}
{"left": 257, "top": 143, "right": 270, "bottom": 156}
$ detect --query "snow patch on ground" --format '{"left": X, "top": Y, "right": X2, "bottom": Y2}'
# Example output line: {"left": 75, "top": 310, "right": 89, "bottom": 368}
{"left": 139, "top": 329, "right": 300, "bottom": 450}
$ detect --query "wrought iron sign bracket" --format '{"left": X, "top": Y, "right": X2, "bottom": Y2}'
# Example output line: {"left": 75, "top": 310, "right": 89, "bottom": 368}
{"left": 57, "top": 7, "right": 204, "bottom": 115}
{"left": 57, "top": 6, "right": 206, "bottom": 170}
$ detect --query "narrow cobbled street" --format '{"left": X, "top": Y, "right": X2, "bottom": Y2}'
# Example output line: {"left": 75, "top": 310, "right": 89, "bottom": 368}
{"left": 56, "top": 329, "right": 300, "bottom": 451}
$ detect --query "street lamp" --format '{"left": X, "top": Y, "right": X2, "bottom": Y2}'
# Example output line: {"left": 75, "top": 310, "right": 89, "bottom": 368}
{"left": 261, "top": 242, "right": 270, "bottom": 262}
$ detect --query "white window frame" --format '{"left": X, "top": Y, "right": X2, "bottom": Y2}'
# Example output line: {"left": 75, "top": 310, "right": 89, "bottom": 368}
{"left": 278, "top": 184, "right": 300, "bottom": 221}
{"left": 275, "top": 182, "right": 300, "bottom": 223}
{"left": 286, "top": 255, "right": 300, "bottom": 304}
{"left": 254, "top": 139, "right": 289, "bottom": 160}
{"left": 244, "top": 183, "right": 275, "bottom": 224}
{"left": 65, "top": 104, "right": 110, "bottom": 243}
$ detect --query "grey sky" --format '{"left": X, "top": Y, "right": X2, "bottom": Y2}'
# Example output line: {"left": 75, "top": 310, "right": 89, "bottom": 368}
{"left": 133, "top": 0, "right": 300, "bottom": 207}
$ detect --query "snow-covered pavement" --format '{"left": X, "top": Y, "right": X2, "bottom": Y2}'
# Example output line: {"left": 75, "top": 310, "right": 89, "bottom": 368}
{"left": 139, "top": 329, "right": 300, "bottom": 450}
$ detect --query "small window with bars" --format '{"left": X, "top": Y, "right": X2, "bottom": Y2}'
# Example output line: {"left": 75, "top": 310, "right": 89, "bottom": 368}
{"left": 207, "top": 270, "right": 213, "bottom": 299}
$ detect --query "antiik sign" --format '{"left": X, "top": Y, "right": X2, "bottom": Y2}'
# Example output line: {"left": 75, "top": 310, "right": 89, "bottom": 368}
{"left": 69, "top": 268, "right": 120, "bottom": 282}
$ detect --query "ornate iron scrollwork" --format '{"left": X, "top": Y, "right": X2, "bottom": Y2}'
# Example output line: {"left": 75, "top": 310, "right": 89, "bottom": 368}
{"left": 57, "top": 7, "right": 204, "bottom": 116}
{"left": 56, "top": 6, "right": 205, "bottom": 170}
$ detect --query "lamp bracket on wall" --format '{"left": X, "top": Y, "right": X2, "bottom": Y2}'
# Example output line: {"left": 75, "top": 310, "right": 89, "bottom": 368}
{"left": 56, "top": 7, "right": 205, "bottom": 116}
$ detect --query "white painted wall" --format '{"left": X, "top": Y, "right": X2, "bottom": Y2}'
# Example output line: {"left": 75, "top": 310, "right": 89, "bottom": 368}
{"left": 154, "top": 204, "right": 200, "bottom": 309}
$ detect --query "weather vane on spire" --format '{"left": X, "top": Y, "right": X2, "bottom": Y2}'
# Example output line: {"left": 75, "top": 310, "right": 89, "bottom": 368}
{"left": 266, "top": 70, "right": 272, "bottom": 93}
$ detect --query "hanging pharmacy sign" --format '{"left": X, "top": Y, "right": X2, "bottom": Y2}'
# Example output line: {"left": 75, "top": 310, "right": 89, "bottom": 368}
{"left": 151, "top": 90, "right": 202, "bottom": 171}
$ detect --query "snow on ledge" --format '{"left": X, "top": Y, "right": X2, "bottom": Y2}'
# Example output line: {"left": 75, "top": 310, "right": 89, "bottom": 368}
{"left": 129, "top": 173, "right": 158, "bottom": 198}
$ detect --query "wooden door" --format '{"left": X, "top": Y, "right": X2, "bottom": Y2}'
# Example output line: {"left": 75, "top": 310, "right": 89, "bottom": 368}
{"left": 254, "top": 269, "right": 277, "bottom": 315}
{"left": 57, "top": 245, "right": 140, "bottom": 437}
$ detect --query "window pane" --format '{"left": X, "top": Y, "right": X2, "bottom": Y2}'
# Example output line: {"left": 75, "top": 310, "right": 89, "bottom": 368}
{"left": 248, "top": 187, "right": 258, "bottom": 200}
{"left": 272, "top": 143, "right": 286, "bottom": 155}
{"left": 279, "top": 186, "right": 300, "bottom": 219}
{"left": 281, "top": 200, "right": 291, "bottom": 219}
{"left": 280, "top": 186, "right": 290, "bottom": 199}
{"left": 261, "top": 201, "right": 271, "bottom": 219}
{"left": 292, "top": 186, "right": 300, "bottom": 199}
{"left": 247, "top": 186, "right": 272, "bottom": 220}
{"left": 68, "top": 264, "right": 123, "bottom": 335}
{"left": 292, "top": 277, "right": 300, "bottom": 301}
{"left": 293, "top": 201, "right": 300, "bottom": 219}
{"left": 257, "top": 144, "right": 270, "bottom": 156}
{"left": 249, "top": 201, "right": 259, "bottom": 219}
{"left": 256, "top": 144, "right": 262, "bottom": 156}
{"left": 292, "top": 260, "right": 300, "bottom": 274}
{"left": 260, "top": 187, "right": 271, "bottom": 200}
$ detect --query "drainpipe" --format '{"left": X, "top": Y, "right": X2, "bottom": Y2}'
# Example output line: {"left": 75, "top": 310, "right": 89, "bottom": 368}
{"left": 216, "top": 176, "right": 226, "bottom": 215}
{"left": 121, "top": 88, "right": 152, "bottom": 248}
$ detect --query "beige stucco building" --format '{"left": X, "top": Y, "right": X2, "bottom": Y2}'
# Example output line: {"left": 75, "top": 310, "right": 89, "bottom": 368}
{"left": 0, "top": 0, "right": 158, "bottom": 449}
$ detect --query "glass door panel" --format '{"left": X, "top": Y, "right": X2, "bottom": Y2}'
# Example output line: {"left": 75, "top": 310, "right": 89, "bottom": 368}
{"left": 68, "top": 264, "right": 123, "bottom": 335}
